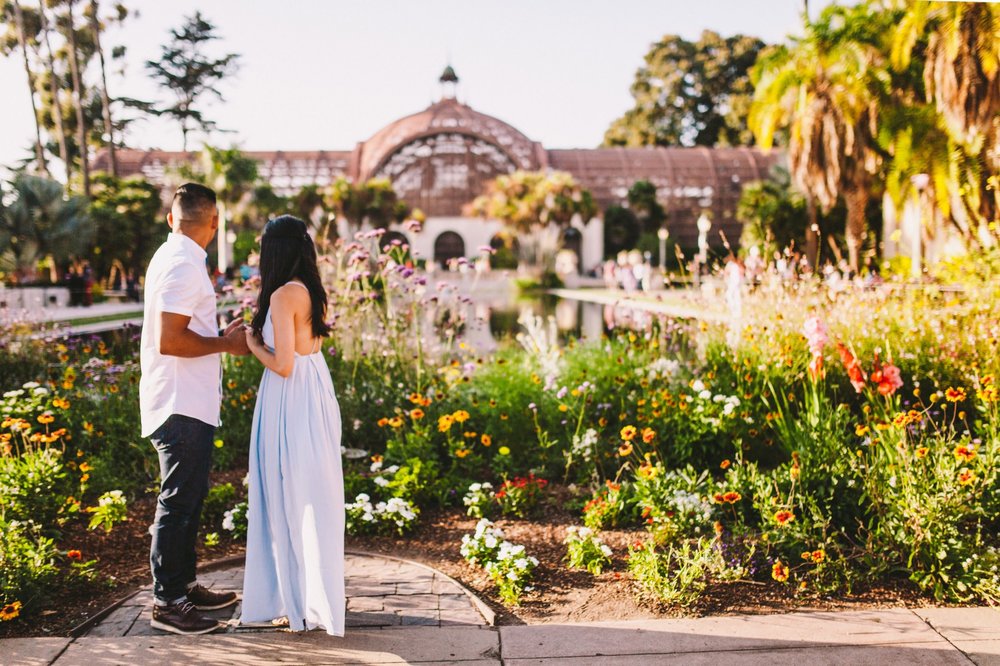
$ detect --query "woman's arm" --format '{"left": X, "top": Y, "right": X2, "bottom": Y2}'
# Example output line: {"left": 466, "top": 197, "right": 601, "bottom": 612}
{"left": 245, "top": 287, "right": 298, "bottom": 378}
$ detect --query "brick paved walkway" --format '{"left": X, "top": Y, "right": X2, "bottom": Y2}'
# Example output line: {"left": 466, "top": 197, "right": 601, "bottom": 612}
{"left": 82, "top": 551, "right": 490, "bottom": 638}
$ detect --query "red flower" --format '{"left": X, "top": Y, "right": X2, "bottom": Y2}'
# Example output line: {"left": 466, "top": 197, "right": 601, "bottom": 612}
{"left": 67, "top": 549, "right": 82, "bottom": 560}
{"left": 836, "top": 343, "right": 866, "bottom": 393}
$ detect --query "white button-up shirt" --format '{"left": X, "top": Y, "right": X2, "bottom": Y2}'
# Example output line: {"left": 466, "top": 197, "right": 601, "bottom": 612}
{"left": 139, "top": 233, "right": 221, "bottom": 437}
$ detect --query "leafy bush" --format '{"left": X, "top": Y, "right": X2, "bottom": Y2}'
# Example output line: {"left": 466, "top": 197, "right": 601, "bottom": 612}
{"left": 564, "top": 526, "right": 613, "bottom": 575}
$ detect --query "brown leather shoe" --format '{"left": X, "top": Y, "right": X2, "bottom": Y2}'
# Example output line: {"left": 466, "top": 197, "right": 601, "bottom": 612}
{"left": 187, "top": 583, "right": 238, "bottom": 611}
{"left": 151, "top": 600, "right": 221, "bottom": 635}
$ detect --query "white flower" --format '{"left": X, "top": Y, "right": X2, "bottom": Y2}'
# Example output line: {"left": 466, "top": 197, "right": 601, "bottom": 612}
{"left": 691, "top": 380, "right": 705, "bottom": 392}
{"left": 600, "top": 544, "right": 613, "bottom": 557}
{"left": 370, "top": 460, "right": 383, "bottom": 472}
{"left": 699, "top": 390, "right": 712, "bottom": 400}
{"left": 22, "top": 382, "right": 39, "bottom": 390}
{"left": 374, "top": 476, "right": 390, "bottom": 487}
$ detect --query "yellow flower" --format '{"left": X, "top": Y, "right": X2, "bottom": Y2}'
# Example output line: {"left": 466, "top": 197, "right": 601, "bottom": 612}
{"left": 641, "top": 427, "right": 655, "bottom": 443}
{"left": 558, "top": 404, "right": 568, "bottom": 412}
{"left": 481, "top": 434, "right": 492, "bottom": 446}
{"left": 953, "top": 444, "right": 976, "bottom": 463}
{"left": 957, "top": 468, "right": 976, "bottom": 486}
{"left": 214, "top": 439, "right": 224, "bottom": 449}
{"left": 37, "top": 413, "right": 55, "bottom": 425}
{"left": 771, "top": 561, "right": 789, "bottom": 582}
{"left": 409, "top": 408, "right": 425, "bottom": 420}
{"left": 455, "top": 448, "right": 471, "bottom": 458}
{"left": 855, "top": 425, "right": 869, "bottom": 437}
{"left": 620, "top": 425, "right": 637, "bottom": 441}
{"left": 0, "top": 600, "right": 22, "bottom": 621}
{"left": 452, "top": 410, "right": 470, "bottom": 424}
{"left": 618, "top": 442, "right": 633, "bottom": 457}
{"left": 811, "top": 549, "right": 826, "bottom": 564}
{"left": 774, "top": 510, "right": 795, "bottom": 526}
{"left": 915, "top": 446, "right": 929, "bottom": 459}
{"left": 944, "top": 387, "right": 966, "bottom": 402}
{"left": 498, "top": 446, "right": 510, "bottom": 456}
{"left": 598, "top": 417, "right": 608, "bottom": 427}
{"left": 79, "top": 462, "right": 92, "bottom": 473}
{"left": 80, "top": 473, "right": 90, "bottom": 484}
{"left": 438, "top": 415, "right": 454, "bottom": 432}
{"left": 388, "top": 417, "right": 404, "bottom": 428}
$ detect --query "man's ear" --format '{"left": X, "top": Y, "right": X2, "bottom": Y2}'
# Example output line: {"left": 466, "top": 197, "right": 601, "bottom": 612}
{"left": 211, "top": 209, "right": 220, "bottom": 232}
{"left": 166, "top": 210, "right": 175, "bottom": 231}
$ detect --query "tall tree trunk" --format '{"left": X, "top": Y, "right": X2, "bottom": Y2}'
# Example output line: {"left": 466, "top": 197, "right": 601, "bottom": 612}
{"left": 13, "top": 1, "right": 49, "bottom": 176}
{"left": 844, "top": 188, "right": 869, "bottom": 274}
{"left": 64, "top": 0, "right": 90, "bottom": 197}
{"left": 88, "top": 0, "right": 116, "bottom": 177}
{"left": 38, "top": 0, "right": 70, "bottom": 181}
{"left": 805, "top": 195, "right": 819, "bottom": 270}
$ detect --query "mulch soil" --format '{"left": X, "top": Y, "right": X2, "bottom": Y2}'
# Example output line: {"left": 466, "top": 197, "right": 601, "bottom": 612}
{"left": 1, "top": 472, "right": 942, "bottom": 639}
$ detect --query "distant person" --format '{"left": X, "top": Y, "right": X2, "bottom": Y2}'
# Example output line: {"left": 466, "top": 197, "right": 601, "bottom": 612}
{"left": 140, "top": 182, "right": 250, "bottom": 635}
{"left": 239, "top": 215, "right": 346, "bottom": 636}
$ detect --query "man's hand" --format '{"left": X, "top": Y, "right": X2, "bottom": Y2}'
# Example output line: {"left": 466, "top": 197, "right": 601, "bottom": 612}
{"left": 224, "top": 320, "right": 250, "bottom": 356}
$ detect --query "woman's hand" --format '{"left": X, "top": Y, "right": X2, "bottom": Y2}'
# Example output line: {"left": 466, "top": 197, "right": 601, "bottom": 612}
{"left": 244, "top": 325, "right": 263, "bottom": 352}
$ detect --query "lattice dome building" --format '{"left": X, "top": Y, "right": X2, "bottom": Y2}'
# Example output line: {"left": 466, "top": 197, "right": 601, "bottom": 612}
{"left": 97, "top": 67, "right": 782, "bottom": 272}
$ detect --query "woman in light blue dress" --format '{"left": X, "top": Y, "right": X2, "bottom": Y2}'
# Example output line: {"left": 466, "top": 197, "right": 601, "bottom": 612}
{"left": 240, "top": 215, "right": 345, "bottom": 636}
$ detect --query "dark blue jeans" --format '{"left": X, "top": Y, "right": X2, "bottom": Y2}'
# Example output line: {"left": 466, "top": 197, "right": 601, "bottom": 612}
{"left": 149, "top": 414, "right": 215, "bottom": 603}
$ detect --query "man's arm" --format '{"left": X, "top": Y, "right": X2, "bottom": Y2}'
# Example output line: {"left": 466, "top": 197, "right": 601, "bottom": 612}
{"left": 158, "top": 312, "right": 249, "bottom": 357}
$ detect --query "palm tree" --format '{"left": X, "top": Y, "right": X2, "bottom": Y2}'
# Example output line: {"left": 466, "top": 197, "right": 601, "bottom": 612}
{"left": 86, "top": 0, "right": 117, "bottom": 176}
{"left": 4, "top": 0, "right": 49, "bottom": 175}
{"left": 61, "top": 0, "right": 90, "bottom": 197}
{"left": 750, "top": 4, "right": 888, "bottom": 271}
{"left": 200, "top": 145, "right": 258, "bottom": 272}
{"left": 893, "top": 1, "right": 1000, "bottom": 228}
{"left": 37, "top": 0, "right": 70, "bottom": 180}
{"left": 0, "top": 174, "right": 91, "bottom": 277}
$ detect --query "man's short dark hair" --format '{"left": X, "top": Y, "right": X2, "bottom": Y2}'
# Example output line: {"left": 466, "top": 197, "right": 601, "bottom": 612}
{"left": 171, "top": 182, "right": 217, "bottom": 223}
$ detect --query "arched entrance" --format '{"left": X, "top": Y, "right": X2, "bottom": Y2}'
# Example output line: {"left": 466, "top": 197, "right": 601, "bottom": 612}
{"left": 434, "top": 231, "right": 466, "bottom": 268}
{"left": 379, "top": 231, "right": 410, "bottom": 251}
{"left": 561, "top": 228, "right": 583, "bottom": 274}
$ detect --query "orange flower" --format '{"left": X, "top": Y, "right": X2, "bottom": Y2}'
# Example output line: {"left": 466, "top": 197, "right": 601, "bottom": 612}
{"left": 455, "top": 448, "right": 471, "bottom": 458}
{"left": 620, "top": 425, "right": 637, "bottom": 441}
{"left": 67, "top": 549, "right": 82, "bottom": 560}
{"left": 772, "top": 561, "right": 789, "bottom": 582}
{"left": 618, "top": 442, "right": 634, "bottom": 457}
{"left": 481, "top": 434, "right": 492, "bottom": 446}
{"left": 977, "top": 385, "right": 998, "bottom": 403}
{"left": 811, "top": 549, "right": 826, "bottom": 564}
{"left": 722, "top": 491, "right": 742, "bottom": 504}
{"left": 79, "top": 462, "right": 92, "bottom": 473}
{"left": 641, "top": 427, "right": 656, "bottom": 443}
{"left": 463, "top": 431, "right": 477, "bottom": 438}
{"left": 774, "top": 510, "right": 795, "bottom": 526}
{"left": 409, "top": 408, "right": 425, "bottom": 420}
{"left": 953, "top": 445, "right": 976, "bottom": 462}
{"left": 836, "top": 343, "right": 867, "bottom": 393}
{"left": 376, "top": 417, "right": 389, "bottom": 427}
{"left": 0, "top": 600, "right": 22, "bottom": 621}
{"left": 720, "top": 459, "right": 731, "bottom": 470}
{"left": 37, "top": 413, "right": 55, "bottom": 425}
{"left": 713, "top": 521, "right": 724, "bottom": 535}
{"left": 957, "top": 468, "right": 975, "bottom": 486}
{"left": 407, "top": 392, "right": 422, "bottom": 404}
{"left": 945, "top": 387, "right": 967, "bottom": 403}
{"left": 388, "top": 417, "right": 404, "bottom": 428}
{"left": 801, "top": 551, "right": 813, "bottom": 561}
{"left": 713, "top": 493, "right": 725, "bottom": 503}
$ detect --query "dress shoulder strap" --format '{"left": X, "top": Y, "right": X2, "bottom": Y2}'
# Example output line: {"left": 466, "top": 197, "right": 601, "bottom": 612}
{"left": 286, "top": 280, "right": 309, "bottom": 292}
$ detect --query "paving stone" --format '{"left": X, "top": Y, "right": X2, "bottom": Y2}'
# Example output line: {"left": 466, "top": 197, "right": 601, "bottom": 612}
{"left": 350, "top": 584, "right": 398, "bottom": 597}
{"left": 951, "top": 639, "right": 1000, "bottom": 665}
{"left": 347, "top": 596, "right": 386, "bottom": 612}
{"left": 438, "top": 594, "right": 475, "bottom": 610}
{"left": 395, "top": 581, "right": 436, "bottom": 595}
{"left": 397, "top": 611, "right": 440, "bottom": 626}
{"left": 913, "top": 606, "right": 1000, "bottom": 642}
{"left": 438, "top": 609, "right": 485, "bottom": 626}
{"left": 0, "top": 637, "right": 72, "bottom": 666}
{"left": 382, "top": 594, "right": 440, "bottom": 611}
{"left": 86, "top": 621, "right": 138, "bottom": 638}
{"left": 345, "top": 611, "right": 402, "bottom": 627}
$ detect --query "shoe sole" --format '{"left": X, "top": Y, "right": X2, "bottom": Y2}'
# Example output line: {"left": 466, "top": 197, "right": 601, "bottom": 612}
{"left": 150, "top": 618, "right": 222, "bottom": 635}
{"left": 193, "top": 596, "right": 239, "bottom": 611}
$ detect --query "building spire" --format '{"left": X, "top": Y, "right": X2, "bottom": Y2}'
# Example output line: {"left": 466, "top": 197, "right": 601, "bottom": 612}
{"left": 439, "top": 64, "right": 458, "bottom": 100}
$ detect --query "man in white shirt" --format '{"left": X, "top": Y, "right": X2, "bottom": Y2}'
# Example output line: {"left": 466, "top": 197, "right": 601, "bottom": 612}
{"left": 140, "top": 182, "right": 249, "bottom": 635}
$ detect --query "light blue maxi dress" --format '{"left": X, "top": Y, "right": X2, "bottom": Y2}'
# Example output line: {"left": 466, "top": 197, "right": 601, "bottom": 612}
{"left": 240, "top": 293, "right": 346, "bottom": 636}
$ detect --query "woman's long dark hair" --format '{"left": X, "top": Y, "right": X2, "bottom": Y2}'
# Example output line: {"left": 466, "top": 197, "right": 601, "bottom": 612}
{"left": 250, "top": 215, "right": 331, "bottom": 338}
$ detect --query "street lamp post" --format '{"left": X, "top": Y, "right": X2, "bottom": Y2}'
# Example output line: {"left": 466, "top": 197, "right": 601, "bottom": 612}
{"left": 695, "top": 212, "right": 712, "bottom": 288}
{"left": 657, "top": 226, "right": 669, "bottom": 272}
{"left": 909, "top": 173, "right": 929, "bottom": 281}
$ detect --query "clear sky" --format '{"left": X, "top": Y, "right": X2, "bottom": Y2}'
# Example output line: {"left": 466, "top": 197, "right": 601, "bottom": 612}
{"left": 0, "top": 0, "right": 826, "bottom": 171}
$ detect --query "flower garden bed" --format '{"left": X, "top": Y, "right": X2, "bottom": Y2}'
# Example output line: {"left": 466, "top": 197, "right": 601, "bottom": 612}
{"left": 2, "top": 237, "right": 999, "bottom": 637}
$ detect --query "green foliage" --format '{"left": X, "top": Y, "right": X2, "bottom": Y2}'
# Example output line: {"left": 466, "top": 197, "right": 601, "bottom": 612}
{"left": 87, "top": 173, "right": 162, "bottom": 278}
{"left": 737, "top": 167, "right": 808, "bottom": 256}
{"left": 144, "top": 11, "right": 240, "bottom": 150}
{"left": 0, "top": 446, "right": 69, "bottom": 528}
{"left": 86, "top": 490, "right": 127, "bottom": 533}
{"left": 201, "top": 482, "right": 237, "bottom": 532}
{"left": 605, "top": 30, "right": 766, "bottom": 147}
{"left": 627, "top": 537, "right": 713, "bottom": 607}
{"left": 460, "top": 519, "right": 538, "bottom": 605}
{"left": 222, "top": 500, "right": 248, "bottom": 539}
{"left": 602, "top": 205, "right": 639, "bottom": 257}
{"left": 0, "top": 175, "right": 91, "bottom": 279}
{"left": 495, "top": 474, "right": 548, "bottom": 519}
{"left": 0, "top": 519, "right": 59, "bottom": 609}
{"left": 564, "top": 526, "right": 613, "bottom": 575}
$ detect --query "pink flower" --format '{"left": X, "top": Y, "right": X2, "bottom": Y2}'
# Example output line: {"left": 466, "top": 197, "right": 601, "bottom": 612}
{"left": 803, "top": 317, "right": 828, "bottom": 357}
{"left": 877, "top": 363, "right": 903, "bottom": 396}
